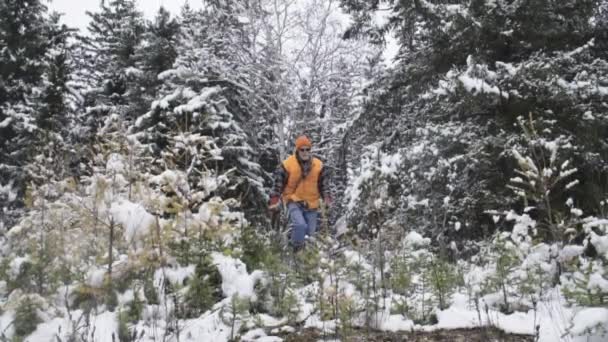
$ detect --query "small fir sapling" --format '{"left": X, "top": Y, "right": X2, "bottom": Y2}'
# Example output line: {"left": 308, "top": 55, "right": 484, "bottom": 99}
{"left": 279, "top": 289, "right": 300, "bottom": 325}
{"left": 219, "top": 294, "right": 251, "bottom": 342}
{"left": 337, "top": 293, "right": 358, "bottom": 341}
{"left": 562, "top": 258, "right": 608, "bottom": 307}
{"left": 180, "top": 258, "right": 223, "bottom": 319}
{"left": 508, "top": 114, "right": 580, "bottom": 242}
{"left": 12, "top": 296, "right": 42, "bottom": 341}
{"left": 426, "top": 255, "right": 461, "bottom": 310}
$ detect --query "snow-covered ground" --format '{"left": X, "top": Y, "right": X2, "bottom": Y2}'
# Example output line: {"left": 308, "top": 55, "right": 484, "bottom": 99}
{"left": 2, "top": 237, "right": 606, "bottom": 342}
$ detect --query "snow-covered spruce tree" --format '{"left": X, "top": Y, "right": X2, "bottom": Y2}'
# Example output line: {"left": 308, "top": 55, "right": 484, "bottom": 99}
{"left": 340, "top": 0, "right": 606, "bottom": 243}
{"left": 0, "top": 0, "right": 74, "bottom": 231}
{"left": 131, "top": 6, "right": 180, "bottom": 117}
{"left": 79, "top": 0, "right": 145, "bottom": 139}
{"left": 131, "top": 2, "right": 268, "bottom": 224}
{"left": 27, "top": 14, "right": 78, "bottom": 189}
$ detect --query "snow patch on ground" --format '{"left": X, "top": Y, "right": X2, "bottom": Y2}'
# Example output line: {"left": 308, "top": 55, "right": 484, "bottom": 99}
{"left": 570, "top": 307, "right": 608, "bottom": 336}
{"left": 211, "top": 252, "right": 265, "bottom": 299}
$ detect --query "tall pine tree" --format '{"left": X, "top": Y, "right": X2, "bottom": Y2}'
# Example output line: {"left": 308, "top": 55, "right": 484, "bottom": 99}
{"left": 80, "top": 0, "right": 145, "bottom": 137}
{"left": 132, "top": 2, "right": 269, "bottom": 223}
{"left": 131, "top": 6, "right": 180, "bottom": 117}
{"left": 0, "top": 0, "right": 71, "bottom": 230}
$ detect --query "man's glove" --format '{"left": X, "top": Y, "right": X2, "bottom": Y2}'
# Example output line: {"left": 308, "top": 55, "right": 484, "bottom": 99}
{"left": 268, "top": 196, "right": 280, "bottom": 210}
{"left": 323, "top": 195, "right": 332, "bottom": 207}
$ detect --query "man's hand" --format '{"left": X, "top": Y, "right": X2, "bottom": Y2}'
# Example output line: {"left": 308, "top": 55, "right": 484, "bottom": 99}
{"left": 268, "top": 196, "right": 280, "bottom": 211}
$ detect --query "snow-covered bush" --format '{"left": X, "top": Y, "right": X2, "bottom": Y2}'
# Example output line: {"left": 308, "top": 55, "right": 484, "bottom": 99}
{"left": 0, "top": 124, "right": 254, "bottom": 339}
{"left": 179, "top": 258, "right": 223, "bottom": 319}
{"left": 471, "top": 119, "right": 608, "bottom": 337}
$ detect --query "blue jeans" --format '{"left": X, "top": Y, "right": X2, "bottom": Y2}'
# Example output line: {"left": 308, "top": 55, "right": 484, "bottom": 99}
{"left": 288, "top": 202, "right": 318, "bottom": 247}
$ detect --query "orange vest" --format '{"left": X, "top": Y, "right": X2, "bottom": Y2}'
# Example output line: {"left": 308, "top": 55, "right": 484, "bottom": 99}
{"left": 282, "top": 155, "right": 323, "bottom": 209}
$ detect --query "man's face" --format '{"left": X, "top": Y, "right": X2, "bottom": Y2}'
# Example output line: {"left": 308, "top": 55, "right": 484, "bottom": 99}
{"left": 297, "top": 146, "right": 311, "bottom": 161}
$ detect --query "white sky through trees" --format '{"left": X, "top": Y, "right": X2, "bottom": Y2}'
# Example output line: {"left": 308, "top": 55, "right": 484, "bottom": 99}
{"left": 48, "top": 0, "right": 205, "bottom": 33}
{"left": 48, "top": 0, "right": 399, "bottom": 65}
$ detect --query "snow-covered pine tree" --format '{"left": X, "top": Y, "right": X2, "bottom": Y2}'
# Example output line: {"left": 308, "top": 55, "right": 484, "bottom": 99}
{"left": 80, "top": 0, "right": 145, "bottom": 138}
{"left": 132, "top": 1, "right": 268, "bottom": 224}
{"left": 594, "top": 0, "right": 608, "bottom": 58}
{"left": 0, "top": 0, "right": 70, "bottom": 231}
{"left": 132, "top": 6, "right": 180, "bottom": 117}
{"left": 340, "top": 0, "right": 607, "bottom": 243}
{"left": 28, "top": 13, "right": 76, "bottom": 184}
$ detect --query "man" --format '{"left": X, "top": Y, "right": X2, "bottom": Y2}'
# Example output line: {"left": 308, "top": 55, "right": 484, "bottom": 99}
{"left": 269, "top": 135, "right": 331, "bottom": 251}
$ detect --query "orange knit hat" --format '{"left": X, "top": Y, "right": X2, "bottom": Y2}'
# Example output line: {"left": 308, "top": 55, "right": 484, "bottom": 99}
{"left": 295, "top": 135, "right": 312, "bottom": 149}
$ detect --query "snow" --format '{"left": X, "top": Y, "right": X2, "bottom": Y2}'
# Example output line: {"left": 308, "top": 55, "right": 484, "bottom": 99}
{"left": 559, "top": 245, "right": 584, "bottom": 261}
{"left": 560, "top": 167, "right": 578, "bottom": 178}
{"left": 155, "top": 265, "right": 195, "bottom": 287}
{"left": 571, "top": 208, "right": 583, "bottom": 217}
{"left": 565, "top": 38, "right": 595, "bottom": 58}
{"left": 380, "top": 152, "right": 402, "bottom": 176}
{"left": 174, "top": 87, "right": 222, "bottom": 114}
{"left": 379, "top": 315, "right": 414, "bottom": 331}
{"left": 589, "top": 232, "right": 608, "bottom": 257}
{"left": 177, "top": 308, "right": 234, "bottom": 342}
{"left": 565, "top": 179, "right": 580, "bottom": 190}
{"left": 566, "top": 197, "right": 574, "bottom": 207}
{"left": 241, "top": 328, "right": 283, "bottom": 341}
{"left": 404, "top": 231, "right": 430, "bottom": 247}
{"left": 109, "top": 199, "right": 155, "bottom": 247}
{"left": 124, "top": 66, "right": 143, "bottom": 76}
{"left": 237, "top": 16, "right": 250, "bottom": 24}
{"left": 8, "top": 256, "right": 29, "bottom": 278}
{"left": 27, "top": 310, "right": 117, "bottom": 342}
{"left": 454, "top": 221, "right": 461, "bottom": 231}
{"left": 271, "top": 325, "right": 294, "bottom": 334}
{"left": 506, "top": 212, "right": 536, "bottom": 243}
{"left": 496, "top": 61, "right": 519, "bottom": 76}
{"left": 588, "top": 273, "right": 608, "bottom": 293}
{"left": 211, "top": 252, "right": 264, "bottom": 299}
{"left": 106, "top": 153, "right": 126, "bottom": 173}
{"left": 334, "top": 215, "right": 348, "bottom": 237}
{"left": 1, "top": 238, "right": 607, "bottom": 342}
{"left": 85, "top": 267, "right": 106, "bottom": 287}
{"left": 458, "top": 73, "right": 502, "bottom": 96}
{"left": 0, "top": 311, "right": 14, "bottom": 338}
{"left": 0, "top": 180, "right": 17, "bottom": 202}
{"left": 415, "top": 292, "right": 607, "bottom": 342}
{"left": 0, "top": 117, "right": 12, "bottom": 128}
{"left": 583, "top": 218, "right": 608, "bottom": 229}
{"left": 570, "top": 308, "right": 608, "bottom": 336}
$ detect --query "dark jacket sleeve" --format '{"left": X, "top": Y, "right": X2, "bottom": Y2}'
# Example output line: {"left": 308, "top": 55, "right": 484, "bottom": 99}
{"left": 318, "top": 166, "right": 330, "bottom": 199}
{"left": 270, "top": 164, "right": 288, "bottom": 198}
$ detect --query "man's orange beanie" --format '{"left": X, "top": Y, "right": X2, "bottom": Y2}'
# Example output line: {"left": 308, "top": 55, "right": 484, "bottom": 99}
{"left": 295, "top": 135, "right": 312, "bottom": 149}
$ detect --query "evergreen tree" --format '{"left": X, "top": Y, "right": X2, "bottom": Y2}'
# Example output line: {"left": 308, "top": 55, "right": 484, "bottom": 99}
{"left": 132, "top": 2, "right": 269, "bottom": 223}
{"left": 81, "top": 0, "right": 145, "bottom": 137}
{"left": 132, "top": 6, "right": 180, "bottom": 116}
{"left": 36, "top": 14, "right": 71, "bottom": 136}
{"left": 595, "top": 0, "right": 608, "bottom": 58}
{"left": 26, "top": 12, "right": 77, "bottom": 188}
{"left": 0, "top": 0, "right": 70, "bottom": 230}
{"left": 340, "top": 0, "right": 606, "bottom": 242}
